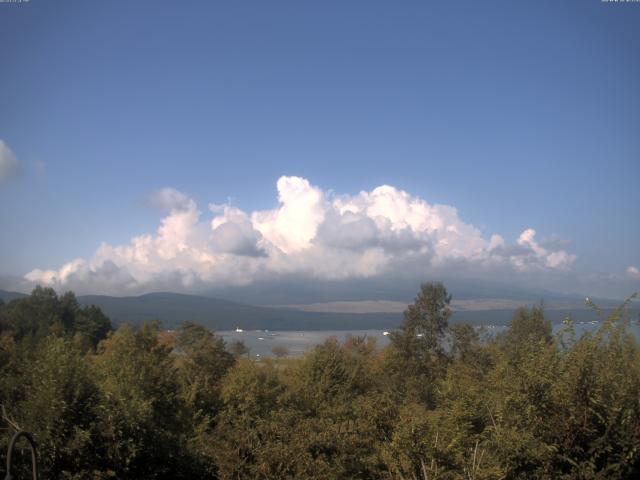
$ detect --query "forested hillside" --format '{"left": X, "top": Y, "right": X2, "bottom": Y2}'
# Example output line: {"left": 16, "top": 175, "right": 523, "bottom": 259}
{"left": 76, "top": 292, "right": 403, "bottom": 330}
{"left": 1, "top": 289, "right": 620, "bottom": 331}
{"left": 1, "top": 284, "right": 639, "bottom": 479}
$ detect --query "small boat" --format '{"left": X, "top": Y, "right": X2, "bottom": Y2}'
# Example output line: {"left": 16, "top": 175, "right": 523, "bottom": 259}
{"left": 383, "top": 331, "right": 390, "bottom": 336}
{"left": 235, "top": 327, "right": 244, "bottom": 333}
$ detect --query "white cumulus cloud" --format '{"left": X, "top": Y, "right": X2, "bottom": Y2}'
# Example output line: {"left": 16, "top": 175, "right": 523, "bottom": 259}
{"left": 23, "top": 176, "right": 578, "bottom": 295}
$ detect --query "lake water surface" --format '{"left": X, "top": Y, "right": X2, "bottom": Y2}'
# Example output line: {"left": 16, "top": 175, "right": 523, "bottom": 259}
{"left": 219, "top": 320, "right": 640, "bottom": 358}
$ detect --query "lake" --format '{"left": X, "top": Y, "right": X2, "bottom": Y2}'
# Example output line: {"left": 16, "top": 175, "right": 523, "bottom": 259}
{"left": 219, "top": 320, "right": 640, "bottom": 358}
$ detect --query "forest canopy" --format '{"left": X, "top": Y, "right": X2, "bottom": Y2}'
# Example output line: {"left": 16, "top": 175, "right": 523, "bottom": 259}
{"left": 1, "top": 284, "right": 639, "bottom": 479}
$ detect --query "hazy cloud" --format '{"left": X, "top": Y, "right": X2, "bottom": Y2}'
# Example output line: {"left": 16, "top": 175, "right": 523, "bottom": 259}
{"left": 0, "top": 140, "right": 19, "bottom": 184}
{"left": 24, "top": 176, "right": 578, "bottom": 295}
{"left": 627, "top": 265, "right": 640, "bottom": 280}
{"left": 147, "top": 187, "right": 195, "bottom": 212}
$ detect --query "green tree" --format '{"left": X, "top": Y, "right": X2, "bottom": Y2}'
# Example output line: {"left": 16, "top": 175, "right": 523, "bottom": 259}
{"left": 497, "top": 304, "right": 552, "bottom": 360}
{"left": 175, "top": 321, "right": 234, "bottom": 418}
{"left": 0, "top": 286, "right": 65, "bottom": 343}
{"left": 209, "top": 359, "right": 286, "bottom": 478}
{"left": 0, "top": 287, "right": 112, "bottom": 348}
{"left": 449, "top": 323, "right": 494, "bottom": 371}
{"left": 93, "top": 322, "right": 190, "bottom": 479}
{"left": 74, "top": 304, "right": 112, "bottom": 349}
{"left": 229, "top": 339, "right": 250, "bottom": 359}
{"left": 386, "top": 282, "right": 452, "bottom": 405}
{"left": 14, "top": 337, "right": 101, "bottom": 478}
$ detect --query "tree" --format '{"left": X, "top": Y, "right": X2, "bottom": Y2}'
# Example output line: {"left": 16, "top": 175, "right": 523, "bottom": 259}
{"left": 229, "top": 339, "right": 250, "bottom": 359}
{"left": 386, "top": 282, "right": 452, "bottom": 405}
{"left": 389, "top": 282, "right": 452, "bottom": 359}
{"left": 92, "top": 322, "right": 189, "bottom": 479}
{"left": 448, "top": 323, "right": 493, "bottom": 370}
{"left": 272, "top": 344, "right": 290, "bottom": 358}
{"left": 209, "top": 359, "right": 286, "bottom": 478}
{"left": 0, "top": 286, "right": 64, "bottom": 343}
{"left": 0, "top": 287, "right": 112, "bottom": 348}
{"left": 0, "top": 286, "right": 637, "bottom": 479}
{"left": 15, "top": 337, "right": 101, "bottom": 478}
{"left": 498, "top": 304, "right": 552, "bottom": 359}
{"left": 175, "top": 321, "right": 235, "bottom": 416}
{"left": 74, "top": 304, "right": 112, "bottom": 348}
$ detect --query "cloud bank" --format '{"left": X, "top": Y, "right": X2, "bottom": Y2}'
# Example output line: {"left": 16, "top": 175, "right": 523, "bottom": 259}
{"left": 24, "top": 176, "right": 577, "bottom": 295}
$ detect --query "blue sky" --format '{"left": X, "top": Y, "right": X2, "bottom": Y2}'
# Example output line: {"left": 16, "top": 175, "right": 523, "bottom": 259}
{"left": 0, "top": 0, "right": 638, "bottom": 300}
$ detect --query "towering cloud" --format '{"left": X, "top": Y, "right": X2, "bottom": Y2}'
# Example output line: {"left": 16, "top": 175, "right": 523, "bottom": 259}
{"left": 24, "top": 176, "right": 576, "bottom": 295}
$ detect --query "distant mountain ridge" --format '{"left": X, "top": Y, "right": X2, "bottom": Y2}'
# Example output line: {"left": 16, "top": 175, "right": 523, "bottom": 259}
{"left": 73, "top": 292, "right": 403, "bottom": 330}
{"left": 5, "top": 289, "right": 398, "bottom": 330}
{"left": 2, "top": 289, "right": 628, "bottom": 331}
{"left": 0, "top": 289, "right": 27, "bottom": 302}
{"left": 268, "top": 298, "right": 596, "bottom": 314}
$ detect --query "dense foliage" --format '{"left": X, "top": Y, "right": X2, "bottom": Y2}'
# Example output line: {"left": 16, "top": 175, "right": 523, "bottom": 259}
{"left": 1, "top": 284, "right": 639, "bottom": 479}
